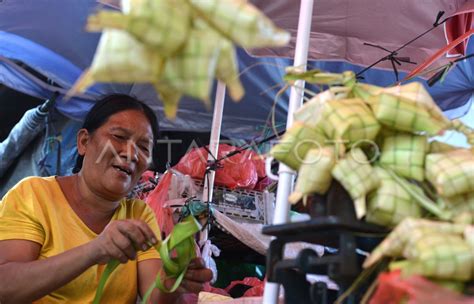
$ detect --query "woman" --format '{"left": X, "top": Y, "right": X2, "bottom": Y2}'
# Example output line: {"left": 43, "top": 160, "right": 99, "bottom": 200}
{"left": 0, "top": 94, "right": 212, "bottom": 303}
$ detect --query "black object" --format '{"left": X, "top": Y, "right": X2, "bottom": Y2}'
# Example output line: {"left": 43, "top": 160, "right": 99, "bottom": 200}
{"left": 39, "top": 92, "right": 59, "bottom": 114}
{"left": 262, "top": 180, "right": 387, "bottom": 304}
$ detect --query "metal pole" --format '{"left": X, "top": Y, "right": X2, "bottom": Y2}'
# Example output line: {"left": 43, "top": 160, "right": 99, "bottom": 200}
{"left": 200, "top": 81, "right": 226, "bottom": 247}
{"left": 262, "top": 0, "right": 314, "bottom": 303}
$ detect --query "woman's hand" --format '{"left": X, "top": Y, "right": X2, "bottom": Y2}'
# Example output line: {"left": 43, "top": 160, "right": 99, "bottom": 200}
{"left": 88, "top": 219, "right": 158, "bottom": 265}
{"left": 161, "top": 257, "right": 213, "bottom": 294}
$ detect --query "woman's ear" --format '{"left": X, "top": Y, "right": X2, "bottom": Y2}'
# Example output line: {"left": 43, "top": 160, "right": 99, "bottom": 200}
{"left": 77, "top": 129, "right": 89, "bottom": 156}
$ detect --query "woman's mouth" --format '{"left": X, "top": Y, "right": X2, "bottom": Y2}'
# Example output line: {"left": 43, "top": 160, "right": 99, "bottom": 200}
{"left": 112, "top": 165, "right": 132, "bottom": 176}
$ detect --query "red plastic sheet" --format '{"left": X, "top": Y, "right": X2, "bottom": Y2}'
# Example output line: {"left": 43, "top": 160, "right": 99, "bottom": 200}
{"left": 370, "top": 270, "right": 474, "bottom": 304}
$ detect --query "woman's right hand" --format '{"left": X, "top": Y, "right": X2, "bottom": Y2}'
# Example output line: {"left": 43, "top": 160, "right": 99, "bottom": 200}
{"left": 88, "top": 220, "right": 158, "bottom": 265}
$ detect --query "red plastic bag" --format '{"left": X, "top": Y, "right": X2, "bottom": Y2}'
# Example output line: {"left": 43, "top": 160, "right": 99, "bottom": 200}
{"left": 225, "top": 277, "right": 265, "bottom": 297}
{"left": 145, "top": 171, "right": 175, "bottom": 236}
{"left": 174, "top": 144, "right": 258, "bottom": 190}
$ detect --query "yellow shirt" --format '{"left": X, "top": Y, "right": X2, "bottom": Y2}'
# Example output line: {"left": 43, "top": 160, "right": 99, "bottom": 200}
{"left": 0, "top": 176, "right": 161, "bottom": 303}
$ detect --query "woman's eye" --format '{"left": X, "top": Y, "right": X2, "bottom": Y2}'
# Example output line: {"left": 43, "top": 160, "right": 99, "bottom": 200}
{"left": 113, "top": 134, "right": 126, "bottom": 140}
{"left": 139, "top": 145, "right": 150, "bottom": 153}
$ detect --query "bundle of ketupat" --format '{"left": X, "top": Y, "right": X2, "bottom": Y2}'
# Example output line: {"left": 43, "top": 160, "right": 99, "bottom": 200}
{"left": 378, "top": 131, "right": 428, "bottom": 181}
{"left": 88, "top": 0, "right": 190, "bottom": 56}
{"left": 318, "top": 98, "right": 381, "bottom": 148}
{"left": 69, "top": 0, "right": 290, "bottom": 118}
{"left": 288, "top": 147, "right": 336, "bottom": 205}
{"left": 332, "top": 148, "right": 380, "bottom": 219}
{"left": 367, "top": 82, "right": 451, "bottom": 135}
{"left": 270, "top": 122, "right": 326, "bottom": 171}
{"left": 425, "top": 149, "right": 474, "bottom": 197}
{"left": 366, "top": 167, "right": 422, "bottom": 227}
{"left": 364, "top": 218, "right": 474, "bottom": 282}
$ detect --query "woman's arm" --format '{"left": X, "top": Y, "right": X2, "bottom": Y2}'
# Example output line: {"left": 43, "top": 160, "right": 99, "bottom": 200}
{"left": 0, "top": 239, "right": 97, "bottom": 303}
{"left": 0, "top": 219, "right": 157, "bottom": 304}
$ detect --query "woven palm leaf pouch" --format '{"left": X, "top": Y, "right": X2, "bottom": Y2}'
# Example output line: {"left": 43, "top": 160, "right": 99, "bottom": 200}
{"left": 400, "top": 230, "right": 474, "bottom": 281}
{"left": 88, "top": 0, "right": 191, "bottom": 56}
{"left": 332, "top": 148, "right": 380, "bottom": 218}
{"left": 186, "top": 0, "right": 290, "bottom": 48}
{"left": 443, "top": 192, "right": 474, "bottom": 224}
{"left": 426, "top": 149, "right": 474, "bottom": 197}
{"left": 270, "top": 122, "right": 326, "bottom": 171}
{"left": 364, "top": 218, "right": 467, "bottom": 268}
{"left": 379, "top": 131, "right": 428, "bottom": 181}
{"left": 68, "top": 29, "right": 164, "bottom": 95}
{"left": 367, "top": 82, "right": 450, "bottom": 135}
{"left": 366, "top": 167, "right": 421, "bottom": 228}
{"left": 289, "top": 147, "right": 336, "bottom": 204}
{"left": 319, "top": 98, "right": 381, "bottom": 148}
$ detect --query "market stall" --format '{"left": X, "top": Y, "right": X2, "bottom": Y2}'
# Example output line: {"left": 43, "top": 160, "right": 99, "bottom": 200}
{"left": 1, "top": 0, "right": 474, "bottom": 303}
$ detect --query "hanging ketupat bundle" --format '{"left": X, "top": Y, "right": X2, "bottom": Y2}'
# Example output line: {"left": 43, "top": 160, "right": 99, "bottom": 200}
{"left": 367, "top": 82, "right": 451, "bottom": 135}
{"left": 332, "top": 148, "right": 380, "bottom": 219}
{"left": 288, "top": 147, "right": 336, "bottom": 205}
{"left": 186, "top": 0, "right": 290, "bottom": 48}
{"left": 319, "top": 98, "right": 380, "bottom": 148}
{"left": 366, "top": 167, "right": 422, "bottom": 227}
{"left": 270, "top": 122, "right": 326, "bottom": 171}
{"left": 69, "top": 0, "right": 290, "bottom": 118}
{"left": 425, "top": 149, "right": 474, "bottom": 197}
{"left": 88, "top": 0, "right": 191, "bottom": 56}
{"left": 68, "top": 29, "right": 164, "bottom": 95}
{"left": 379, "top": 131, "right": 428, "bottom": 181}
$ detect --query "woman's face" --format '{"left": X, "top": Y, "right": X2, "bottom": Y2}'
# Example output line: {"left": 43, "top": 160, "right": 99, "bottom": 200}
{"left": 77, "top": 109, "right": 154, "bottom": 200}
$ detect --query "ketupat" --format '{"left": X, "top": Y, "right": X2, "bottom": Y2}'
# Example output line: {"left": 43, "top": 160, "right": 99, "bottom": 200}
{"left": 443, "top": 192, "right": 474, "bottom": 224}
{"left": 332, "top": 148, "right": 380, "bottom": 219}
{"left": 68, "top": 29, "right": 164, "bottom": 95}
{"left": 379, "top": 131, "right": 428, "bottom": 181}
{"left": 366, "top": 167, "right": 422, "bottom": 227}
{"left": 425, "top": 149, "right": 474, "bottom": 197}
{"left": 214, "top": 38, "right": 244, "bottom": 101}
{"left": 288, "top": 147, "right": 336, "bottom": 205}
{"left": 88, "top": 0, "right": 191, "bottom": 56}
{"left": 392, "top": 230, "right": 473, "bottom": 281}
{"left": 156, "top": 23, "right": 222, "bottom": 107}
{"left": 293, "top": 89, "right": 336, "bottom": 128}
{"left": 270, "top": 122, "right": 326, "bottom": 171}
{"left": 364, "top": 218, "right": 467, "bottom": 268}
{"left": 367, "top": 82, "right": 451, "bottom": 135}
{"left": 186, "top": 0, "right": 290, "bottom": 48}
{"left": 319, "top": 98, "right": 381, "bottom": 148}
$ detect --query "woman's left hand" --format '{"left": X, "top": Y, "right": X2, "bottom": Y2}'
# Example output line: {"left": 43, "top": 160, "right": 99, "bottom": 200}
{"left": 175, "top": 257, "right": 213, "bottom": 294}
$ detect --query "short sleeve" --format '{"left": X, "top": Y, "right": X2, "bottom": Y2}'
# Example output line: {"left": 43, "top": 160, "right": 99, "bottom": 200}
{"left": 137, "top": 204, "right": 161, "bottom": 262}
{"left": 0, "top": 187, "right": 45, "bottom": 244}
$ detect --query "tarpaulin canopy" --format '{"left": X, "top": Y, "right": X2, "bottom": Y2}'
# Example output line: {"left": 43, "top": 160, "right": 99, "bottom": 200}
{"left": 0, "top": 0, "right": 473, "bottom": 140}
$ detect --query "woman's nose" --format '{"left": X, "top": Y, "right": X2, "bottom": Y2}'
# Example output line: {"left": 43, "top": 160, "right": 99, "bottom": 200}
{"left": 118, "top": 141, "right": 139, "bottom": 162}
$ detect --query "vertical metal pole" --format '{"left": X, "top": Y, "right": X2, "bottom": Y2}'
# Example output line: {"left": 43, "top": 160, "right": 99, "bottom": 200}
{"left": 262, "top": 1, "right": 314, "bottom": 303}
{"left": 200, "top": 81, "right": 226, "bottom": 246}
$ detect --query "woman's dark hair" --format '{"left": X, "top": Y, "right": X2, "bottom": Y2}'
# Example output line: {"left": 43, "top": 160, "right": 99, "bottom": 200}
{"left": 72, "top": 94, "right": 160, "bottom": 173}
